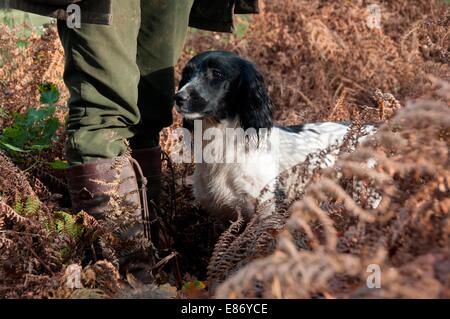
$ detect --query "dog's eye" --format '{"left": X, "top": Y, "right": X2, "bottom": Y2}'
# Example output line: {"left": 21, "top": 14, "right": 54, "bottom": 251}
{"left": 211, "top": 69, "right": 224, "bottom": 80}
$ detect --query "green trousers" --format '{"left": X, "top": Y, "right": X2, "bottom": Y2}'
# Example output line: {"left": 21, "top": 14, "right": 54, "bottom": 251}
{"left": 57, "top": 0, "right": 194, "bottom": 166}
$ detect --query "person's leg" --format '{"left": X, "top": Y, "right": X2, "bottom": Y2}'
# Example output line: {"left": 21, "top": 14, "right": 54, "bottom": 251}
{"left": 57, "top": 0, "right": 141, "bottom": 166}
{"left": 130, "top": 0, "right": 194, "bottom": 248}
{"left": 130, "top": 0, "right": 194, "bottom": 149}
{"left": 59, "top": 1, "right": 153, "bottom": 279}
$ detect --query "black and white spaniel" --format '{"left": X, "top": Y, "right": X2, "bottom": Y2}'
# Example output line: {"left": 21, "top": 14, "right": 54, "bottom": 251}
{"left": 175, "top": 51, "right": 375, "bottom": 220}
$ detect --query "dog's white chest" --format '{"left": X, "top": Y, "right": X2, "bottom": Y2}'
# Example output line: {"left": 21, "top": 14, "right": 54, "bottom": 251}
{"left": 193, "top": 150, "right": 279, "bottom": 218}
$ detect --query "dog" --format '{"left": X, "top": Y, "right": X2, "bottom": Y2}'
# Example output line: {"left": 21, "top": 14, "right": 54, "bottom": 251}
{"left": 175, "top": 51, "right": 376, "bottom": 220}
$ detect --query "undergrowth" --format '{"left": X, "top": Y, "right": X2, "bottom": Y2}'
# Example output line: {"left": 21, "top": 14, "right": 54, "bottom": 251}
{"left": 0, "top": 0, "right": 449, "bottom": 298}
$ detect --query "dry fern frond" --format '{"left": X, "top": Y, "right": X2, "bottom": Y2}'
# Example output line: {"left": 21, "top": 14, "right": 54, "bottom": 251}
{"left": 215, "top": 83, "right": 450, "bottom": 298}
{"left": 0, "top": 200, "right": 28, "bottom": 226}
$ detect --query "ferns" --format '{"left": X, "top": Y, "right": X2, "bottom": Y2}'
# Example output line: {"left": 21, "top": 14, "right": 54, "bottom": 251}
{"left": 25, "top": 197, "right": 40, "bottom": 216}
{"left": 0, "top": 83, "right": 61, "bottom": 156}
{"left": 13, "top": 200, "right": 24, "bottom": 215}
{"left": 54, "top": 211, "right": 83, "bottom": 240}
{"left": 215, "top": 83, "right": 450, "bottom": 298}
{"left": 1, "top": 187, "right": 93, "bottom": 271}
{"left": 0, "top": 200, "right": 28, "bottom": 225}
{"left": 12, "top": 196, "right": 41, "bottom": 217}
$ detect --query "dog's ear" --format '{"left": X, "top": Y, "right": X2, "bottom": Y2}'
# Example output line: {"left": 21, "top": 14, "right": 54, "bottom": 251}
{"left": 235, "top": 59, "right": 273, "bottom": 133}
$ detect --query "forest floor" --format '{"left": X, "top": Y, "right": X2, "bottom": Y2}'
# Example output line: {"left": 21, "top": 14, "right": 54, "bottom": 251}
{"left": 0, "top": 1, "right": 449, "bottom": 298}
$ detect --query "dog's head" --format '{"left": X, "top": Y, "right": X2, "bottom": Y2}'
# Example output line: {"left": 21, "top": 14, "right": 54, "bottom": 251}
{"left": 175, "top": 51, "right": 273, "bottom": 131}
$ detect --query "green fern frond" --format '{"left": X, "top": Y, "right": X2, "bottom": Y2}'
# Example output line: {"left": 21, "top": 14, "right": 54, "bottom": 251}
{"left": 54, "top": 211, "right": 83, "bottom": 240}
{"left": 24, "top": 196, "right": 41, "bottom": 216}
{"left": 13, "top": 199, "right": 24, "bottom": 215}
{"left": 53, "top": 211, "right": 86, "bottom": 262}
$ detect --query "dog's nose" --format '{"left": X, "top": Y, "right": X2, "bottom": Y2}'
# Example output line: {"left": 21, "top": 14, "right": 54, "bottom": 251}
{"left": 175, "top": 91, "right": 188, "bottom": 106}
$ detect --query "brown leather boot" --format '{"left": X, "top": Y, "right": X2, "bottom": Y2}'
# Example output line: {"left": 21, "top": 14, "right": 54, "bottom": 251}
{"left": 131, "top": 146, "right": 162, "bottom": 247}
{"left": 66, "top": 156, "right": 153, "bottom": 282}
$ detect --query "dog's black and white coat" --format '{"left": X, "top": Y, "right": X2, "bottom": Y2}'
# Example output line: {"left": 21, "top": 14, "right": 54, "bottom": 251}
{"left": 175, "top": 51, "right": 375, "bottom": 219}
